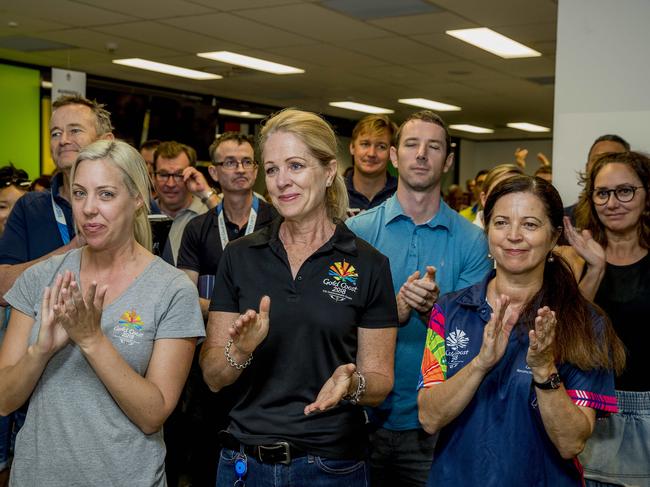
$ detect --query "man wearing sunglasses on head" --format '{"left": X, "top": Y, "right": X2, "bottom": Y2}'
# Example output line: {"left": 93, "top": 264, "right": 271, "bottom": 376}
{"left": 152, "top": 140, "right": 214, "bottom": 265}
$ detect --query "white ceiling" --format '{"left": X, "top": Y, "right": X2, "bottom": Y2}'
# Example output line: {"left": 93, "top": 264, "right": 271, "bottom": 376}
{"left": 0, "top": 0, "right": 557, "bottom": 140}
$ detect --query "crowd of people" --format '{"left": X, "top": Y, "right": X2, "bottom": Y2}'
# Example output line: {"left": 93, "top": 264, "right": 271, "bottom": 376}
{"left": 0, "top": 94, "right": 647, "bottom": 487}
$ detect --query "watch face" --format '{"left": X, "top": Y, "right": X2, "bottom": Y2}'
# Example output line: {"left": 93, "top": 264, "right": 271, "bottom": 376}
{"left": 549, "top": 373, "right": 562, "bottom": 389}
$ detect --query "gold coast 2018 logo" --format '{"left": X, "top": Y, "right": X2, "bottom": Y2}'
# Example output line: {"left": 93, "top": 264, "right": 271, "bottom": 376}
{"left": 322, "top": 261, "right": 359, "bottom": 302}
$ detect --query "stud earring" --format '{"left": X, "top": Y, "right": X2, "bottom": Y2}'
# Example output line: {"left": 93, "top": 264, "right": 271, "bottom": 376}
{"left": 547, "top": 254, "right": 554, "bottom": 262}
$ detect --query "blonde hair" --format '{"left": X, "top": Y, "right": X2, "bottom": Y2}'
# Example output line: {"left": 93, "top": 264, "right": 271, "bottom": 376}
{"left": 72, "top": 140, "right": 152, "bottom": 251}
{"left": 259, "top": 109, "right": 349, "bottom": 222}
{"left": 482, "top": 163, "right": 524, "bottom": 196}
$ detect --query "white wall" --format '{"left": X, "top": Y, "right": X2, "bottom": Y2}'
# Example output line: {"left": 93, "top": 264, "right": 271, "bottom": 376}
{"left": 553, "top": 0, "right": 650, "bottom": 205}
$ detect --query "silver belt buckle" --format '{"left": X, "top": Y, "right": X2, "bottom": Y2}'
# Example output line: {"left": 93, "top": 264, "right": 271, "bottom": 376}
{"left": 259, "top": 441, "right": 291, "bottom": 465}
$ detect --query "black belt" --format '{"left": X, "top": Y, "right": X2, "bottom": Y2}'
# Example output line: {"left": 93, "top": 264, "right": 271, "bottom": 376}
{"left": 218, "top": 431, "right": 306, "bottom": 465}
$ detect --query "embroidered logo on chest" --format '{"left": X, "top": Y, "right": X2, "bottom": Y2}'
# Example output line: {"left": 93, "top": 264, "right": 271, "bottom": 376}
{"left": 113, "top": 309, "right": 145, "bottom": 345}
{"left": 446, "top": 329, "right": 470, "bottom": 369}
{"left": 322, "top": 261, "right": 359, "bottom": 302}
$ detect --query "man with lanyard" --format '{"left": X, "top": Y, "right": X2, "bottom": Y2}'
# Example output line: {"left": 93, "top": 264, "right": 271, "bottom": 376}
{"left": 346, "top": 114, "right": 398, "bottom": 216}
{"left": 346, "top": 110, "right": 492, "bottom": 486}
{"left": 177, "top": 132, "right": 276, "bottom": 318}
{"left": 152, "top": 140, "right": 216, "bottom": 266}
{"left": 174, "top": 132, "right": 276, "bottom": 487}
{"left": 0, "top": 94, "right": 114, "bottom": 306}
{"left": 0, "top": 95, "right": 114, "bottom": 483}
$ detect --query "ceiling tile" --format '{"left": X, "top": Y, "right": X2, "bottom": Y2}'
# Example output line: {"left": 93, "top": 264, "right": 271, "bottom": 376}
{"left": 92, "top": 21, "right": 244, "bottom": 53}
{"left": 368, "top": 11, "right": 475, "bottom": 35}
{"left": 432, "top": 0, "right": 557, "bottom": 27}
{"left": 2, "top": 0, "right": 136, "bottom": 26}
{"left": 0, "top": 13, "right": 66, "bottom": 35}
{"left": 267, "top": 43, "right": 385, "bottom": 68}
{"left": 160, "top": 12, "right": 314, "bottom": 48}
{"left": 333, "top": 36, "right": 456, "bottom": 64}
{"left": 187, "top": 0, "right": 308, "bottom": 10}
{"left": 73, "top": 0, "right": 215, "bottom": 19}
{"left": 236, "top": 3, "right": 390, "bottom": 42}
{"left": 37, "top": 28, "right": 183, "bottom": 58}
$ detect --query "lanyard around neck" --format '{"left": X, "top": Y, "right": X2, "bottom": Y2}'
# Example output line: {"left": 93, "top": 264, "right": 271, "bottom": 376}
{"left": 51, "top": 190, "right": 71, "bottom": 245}
{"left": 217, "top": 196, "right": 259, "bottom": 250}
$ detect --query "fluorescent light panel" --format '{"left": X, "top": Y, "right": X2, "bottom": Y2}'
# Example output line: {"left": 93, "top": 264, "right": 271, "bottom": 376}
{"left": 446, "top": 28, "right": 541, "bottom": 59}
{"left": 218, "top": 108, "right": 266, "bottom": 119}
{"left": 507, "top": 122, "right": 550, "bottom": 133}
{"left": 197, "top": 51, "right": 304, "bottom": 75}
{"left": 398, "top": 98, "right": 461, "bottom": 111}
{"left": 329, "top": 101, "right": 394, "bottom": 114}
{"left": 450, "top": 124, "right": 494, "bottom": 134}
{"left": 112, "top": 58, "right": 221, "bottom": 80}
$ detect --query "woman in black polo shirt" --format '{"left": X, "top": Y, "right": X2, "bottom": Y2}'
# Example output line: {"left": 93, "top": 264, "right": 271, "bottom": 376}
{"left": 201, "top": 109, "right": 399, "bottom": 486}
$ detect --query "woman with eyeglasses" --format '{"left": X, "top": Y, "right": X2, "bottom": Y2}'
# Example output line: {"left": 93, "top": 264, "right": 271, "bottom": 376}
{"left": 564, "top": 151, "right": 650, "bottom": 487}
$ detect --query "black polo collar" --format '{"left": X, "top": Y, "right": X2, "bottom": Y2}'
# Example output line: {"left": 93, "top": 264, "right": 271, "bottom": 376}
{"left": 249, "top": 217, "right": 358, "bottom": 256}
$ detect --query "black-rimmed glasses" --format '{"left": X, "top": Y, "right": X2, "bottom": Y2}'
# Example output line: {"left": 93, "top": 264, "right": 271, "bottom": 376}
{"left": 213, "top": 158, "right": 257, "bottom": 170}
{"left": 154, "top": 172, "right": 184, "bottom": 183}
{"left": 592, "top": 185, "right": 645, "bottom": 205}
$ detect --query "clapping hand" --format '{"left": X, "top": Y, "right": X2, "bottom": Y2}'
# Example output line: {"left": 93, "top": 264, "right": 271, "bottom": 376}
{"left": 396, "top": 266, "right": 440, "bottom": 323}
{"left": 473, "top": 295, "right": 519, "bottom": 372}
{"left": 33, "top": 273, "right": 71, "bottom": 357}
{"left": 229, "top": 296, "right": 271, "bottom": 356}
{"left": 563, "top": 216, "right": 605, "bottom": 270}
{"left": 304, "top": 363, "right": 356, "bottom": 415}
{"left": 526, "top": 306, "right": 557, "bottom": 371}
{"left": 54, "top": 271, "right": 107, "bottom": 352}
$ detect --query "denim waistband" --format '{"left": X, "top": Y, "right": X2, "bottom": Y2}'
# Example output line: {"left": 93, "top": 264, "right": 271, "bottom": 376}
{"left": 616, "top": 390, "right": 650, "bottom": 413}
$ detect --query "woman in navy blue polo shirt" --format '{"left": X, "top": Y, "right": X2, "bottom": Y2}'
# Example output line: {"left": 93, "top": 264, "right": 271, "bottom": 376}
{"left": 201, "top": 109, "right": 399, "bottom": 486}
{"left": 417, "top": 175, "right": 625, "bottom": 486}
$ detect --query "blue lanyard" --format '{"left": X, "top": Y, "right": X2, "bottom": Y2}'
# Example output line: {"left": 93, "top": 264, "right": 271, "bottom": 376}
{"left": 51, "top": 190, "right": 71, "bottom": 245}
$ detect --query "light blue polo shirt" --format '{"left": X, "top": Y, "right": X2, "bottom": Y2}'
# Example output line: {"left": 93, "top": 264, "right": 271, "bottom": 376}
{"left": 346, "top": 194, "right": 492, "bottom": 430}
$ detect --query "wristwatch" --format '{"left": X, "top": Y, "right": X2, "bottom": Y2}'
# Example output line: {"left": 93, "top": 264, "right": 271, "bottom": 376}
{"left": 533, "top": 372, "right": 562, "bottom": 390}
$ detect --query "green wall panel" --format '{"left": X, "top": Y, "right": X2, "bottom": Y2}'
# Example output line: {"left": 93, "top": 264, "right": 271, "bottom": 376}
{"left": 0, "top": 63, "right": 40, "bottom": 180}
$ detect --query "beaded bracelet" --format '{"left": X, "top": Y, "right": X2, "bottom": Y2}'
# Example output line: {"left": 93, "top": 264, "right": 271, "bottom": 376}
{"left": 224, "top": 338, "right": 253, "bottom": 370}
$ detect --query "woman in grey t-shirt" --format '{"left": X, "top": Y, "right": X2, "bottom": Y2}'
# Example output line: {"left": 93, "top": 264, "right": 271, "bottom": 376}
{"left": 0, "top": 140, "right": 204, "bottom": 486}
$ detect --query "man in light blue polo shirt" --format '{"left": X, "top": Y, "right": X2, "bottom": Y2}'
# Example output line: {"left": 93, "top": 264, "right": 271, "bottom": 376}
{"left": 346, "top": 110, "right": 492, "bottom": 486}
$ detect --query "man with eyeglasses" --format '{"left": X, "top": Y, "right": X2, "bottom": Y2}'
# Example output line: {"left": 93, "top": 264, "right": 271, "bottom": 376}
{"left": 173, "top": 132, "right": 276, "bottom": 487}
{"left": 152, "top": 140, "right": 215, "bottom": 265}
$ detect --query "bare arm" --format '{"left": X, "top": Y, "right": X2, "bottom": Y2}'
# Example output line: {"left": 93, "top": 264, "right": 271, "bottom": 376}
{"left": 82, "top": 335, "right": 195, "bottom": 434}
{"left": 527, "top": 307, "right": 596, "bottom": 459}
{"left": 200, "top": 296, "right": 270, "bottom": 393}
{"left": 182, "top": 268, "right": 210, "bottom": 320}
{"left": 55, "top": 274, "right": 196, "bottom": 434}
{"left": 0, "top": 278, "right": 71, "bottom": 414}
{"left": 418, "top": 296, "right": 518, "bottom": 434}
{"left": 0, "top": 236, "right": 83, "bottom": 306}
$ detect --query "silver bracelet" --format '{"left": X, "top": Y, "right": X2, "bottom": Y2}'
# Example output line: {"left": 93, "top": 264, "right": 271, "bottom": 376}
{"left": 224, "top": 338, "right": 253, "bottom": 370}
{"left": 343, "top": 371, "right": 366, "bottom": 405}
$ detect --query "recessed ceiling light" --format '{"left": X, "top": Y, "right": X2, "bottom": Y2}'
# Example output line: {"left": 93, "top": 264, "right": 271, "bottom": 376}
{"left": 506, "top": 122, "right": 550, "bottom": 133}
{"left": 449, "top": 124, "right": 494, "bottom": 134}
{"left": 197, "top": 51, "right": 304, "bottom": 75}
{"left": 218, "top": 108, "right": 266, "bottom": 119}
{"left": 446, "top": 28, "right": 541, "bottom": 59}
{"left": 329, "top": 101, "right": 394, "bottom": 114}
{"left": 398, "top": 98, "right": 461, "bottom": 111}
{"left": 112, "top": 58, "right": 221, "bottom": 80}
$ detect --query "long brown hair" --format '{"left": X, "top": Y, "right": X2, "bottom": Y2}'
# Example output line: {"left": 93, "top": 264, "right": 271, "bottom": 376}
{"left": 484, "top": 175, "right": 626, "bottom": 373}
{"left": 575, "top": 151, "right": 650, "bottom": 249}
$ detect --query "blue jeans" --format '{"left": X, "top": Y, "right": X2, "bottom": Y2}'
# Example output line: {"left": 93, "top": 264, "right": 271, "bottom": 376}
{"left": 581, "top": 391, "right": 650, "bottom": 487}
{"left": 368, "top": 428, "right": 437, "bottom": 487}
{"left": 216, "top": 448, "right": 369, "bottom": 487}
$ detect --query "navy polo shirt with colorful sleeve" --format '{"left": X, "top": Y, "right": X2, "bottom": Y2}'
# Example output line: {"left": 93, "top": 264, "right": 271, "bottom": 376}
{"left": 418, "top": 275, "right": 617, "bottom": 486}
{"left": 209, "top": 218, "right": 398, "bottom": 459}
